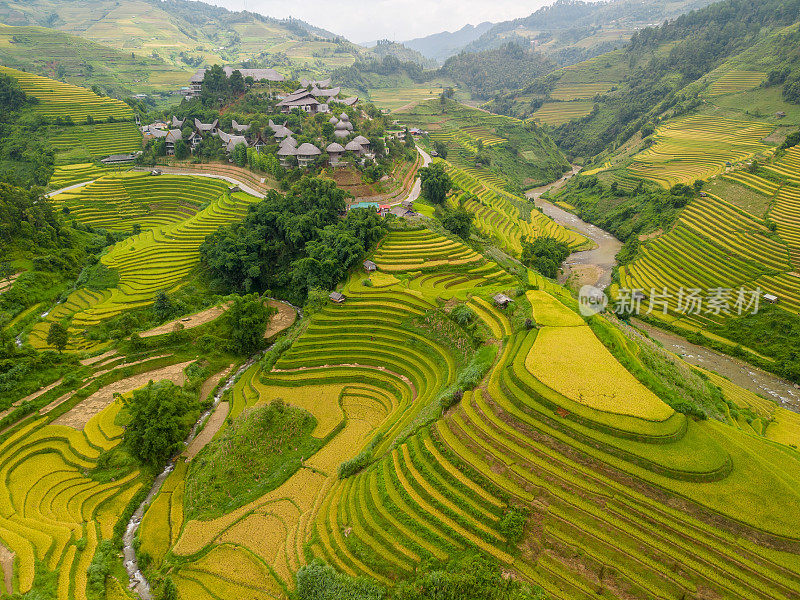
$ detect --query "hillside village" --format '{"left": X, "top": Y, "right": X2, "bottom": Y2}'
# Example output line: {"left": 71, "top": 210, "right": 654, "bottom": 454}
{"left": 1, "top": 1, "right": 800, "bottom": 600}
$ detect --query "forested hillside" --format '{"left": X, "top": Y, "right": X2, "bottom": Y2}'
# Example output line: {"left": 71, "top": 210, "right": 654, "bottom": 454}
{"left": 0, "top": 0, "right": 429, "bottom": 75}
{"left": 464, "top": 0, "right": 718, "bottom": 65}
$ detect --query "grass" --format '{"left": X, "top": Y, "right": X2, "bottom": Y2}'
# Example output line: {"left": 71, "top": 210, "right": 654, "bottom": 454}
{"left": 184, "top": 401, "right": 321, "bottom": 520}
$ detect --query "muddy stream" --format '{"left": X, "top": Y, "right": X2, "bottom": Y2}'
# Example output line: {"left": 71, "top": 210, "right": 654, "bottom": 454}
{"left": 526, "top": 167, "right": 799, "bottom": 409}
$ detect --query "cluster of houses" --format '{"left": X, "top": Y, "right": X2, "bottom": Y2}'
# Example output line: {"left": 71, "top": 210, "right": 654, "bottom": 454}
{"left": 141, "top": 110, "right": 375, "bottom": 169}
{"left": 276, "top": 79, "right": 358, "bottom": 114}
{"left": 142, "top": 115, "right": 254, "bottom": 156}
{"left": 274, "top": 113, "right": 374, "bottom": 168}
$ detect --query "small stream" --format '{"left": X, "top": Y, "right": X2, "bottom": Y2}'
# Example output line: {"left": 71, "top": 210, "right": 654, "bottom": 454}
{"left": 122, "top": 351, "right": 266, "bottom": 598}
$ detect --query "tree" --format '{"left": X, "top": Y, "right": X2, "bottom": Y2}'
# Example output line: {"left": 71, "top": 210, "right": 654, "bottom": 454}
{"left": 153, "top": 291, "right": 173, "bottom": 321}
{"left": 124, "top": 381, "right": 198, "bottom": 466}
{"left": 521, "top": 236, "right": 570, "bottom": 279}
{"left": 432, "top": 140, "right": 448, "bottom": 159}
{"left": 233, "top": 142, "right": 248, "bottom": 167}
{"left": 419, "top": 162, "right": 452, "bottom": 204}
{"left": 47, "top": 322, "right": 68, "bottom": 352}
{"left": 229, "top": 69, "right": 246, "bottom": 95}
{"left": 174, "top": 139, "right": 190, "bottom": 159}
{"left": 441, "top": 208, "right": 473, "bottom": 240}
{"left": 226, "top": 293, "right": 273, "bottom": 355}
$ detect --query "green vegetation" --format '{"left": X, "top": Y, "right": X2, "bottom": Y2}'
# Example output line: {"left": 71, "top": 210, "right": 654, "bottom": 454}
{"left": 201, "top": 177, "right": 386, "bottom": 304}
{"left": 124, "top": 380, "right": 201, "bottom": 466}
{"left": 397, "top": 99, "right": 570, "bottom": 191}
{"left": 521, "top": 236, "right": 571, "bottom": 278}
{"left": 419, "top": 162, "right": 452, "bottom": 204}
{"left": 185, "top": 399, "right": 321, "bottom": 519}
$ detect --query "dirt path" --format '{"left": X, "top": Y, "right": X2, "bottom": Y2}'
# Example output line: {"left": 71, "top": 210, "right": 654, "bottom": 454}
{"left": 136, "top": 168, "right": 266, "bottom": 199}
{"left": 200, "top": 366, "right": 233, "bottom": 402}
{"left": 15, "top": 378, "right": 64, "bottom": 406}
{"left": 527, "top": 166, "right": 622, "bottom": 290}
{"left": 80, "top": 350, "right": 118, "bottom": 367}
{"left": 183, "top": 401, "right": 230, "bottom": 460}
{"left": 632, "top": 319, "right": 800, "bottom": 411}
{"left": 0, "top": 542, "right": 13, "bottom": 595}
{"left": 265, "top": 300, "right": 297, "bottom": 339}
{"left": 53, "top": 360, "right": 193, "bottom": 429}
{"left": 140, "top": 304, "right": 231, "bottom": 338}
{"left": 0, "top": 273, "right": 20, "bottom": 295}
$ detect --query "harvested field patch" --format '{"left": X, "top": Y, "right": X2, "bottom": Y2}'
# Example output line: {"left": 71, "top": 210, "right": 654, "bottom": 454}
{"left": 52, "top": 360, "right": 193, "bottom": 429}
{"left": 139, "top": 304, "right": 230, "bottom": 338}
{"left": 265, "top": 300, "right": 297, "bottom": 339}
{"left": 184, "top": 402, "right": 230, "bottom": 460}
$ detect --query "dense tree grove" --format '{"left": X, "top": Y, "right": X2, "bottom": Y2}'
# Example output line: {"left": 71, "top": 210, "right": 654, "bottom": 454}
{"left": 521, "top": 236, "right": 571, "bottom": 278}
{"left": 442, "top": 43, "right": 555, "bottom": 99}
{"left": 0, "top": 75, "right": 54, "bottom": 186}
{"left": 296, "top": 555, "right": 546, "bottom": 600}
{"left": 0, "top": 183, "right": 70, "bottom": 255}
{"left": 441, "top": 207, "right": 474, "bottom": 240}
{"left": 225, "top": 293, "right": 275, "bottom": 355}
{"left": 419, "top": 162, "right": 452, "bottom": 204}
{"left": 124, "top": 380, "right": 200, "bottom": 466}
{"left": 200, "top": 177, "right": 386, "bottom": 304}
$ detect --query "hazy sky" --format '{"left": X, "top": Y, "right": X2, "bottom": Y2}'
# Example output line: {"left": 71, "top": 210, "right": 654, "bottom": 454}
{"left": 204, "top": 0, "right": 553, "bottom": 43}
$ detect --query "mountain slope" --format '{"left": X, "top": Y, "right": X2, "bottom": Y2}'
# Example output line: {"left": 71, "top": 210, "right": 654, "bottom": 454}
{"left": 403, "top": 22, "right": 494, "bottom": 64}
{"left": 464, "top": 0, "right": 718, "bottom": 65}
{"left": 0, "top": 23, "right": 189, "bottom": 95}
{"left": 0, "top": 0, "right": 430, "bottom": 75}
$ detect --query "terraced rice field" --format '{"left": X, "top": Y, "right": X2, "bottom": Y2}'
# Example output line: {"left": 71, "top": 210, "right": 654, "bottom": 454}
{"left": 0, "top": 400, "right": 141, "bottom": 598}
{"left": 49, "top": 122, "right": 142, "bottom": 158}
{"left": 30, "top": 180, "right": 255, "bottom": 347}
{"left": 89, "top": 226, "right": 800, "bottom": 600}
{"left": 764, "top": 146, "right": 800, "bottom": 185}
{"left": 0, "top": 65, "right": 133, "bottom": 121}
{"left": 530, "top": 101, "right": 594, "bottom": 125}
{"left": 372, "top": 229, "right": 484, "bottom": 271}
{"left": 707, "top": 70, "right": 766, "bottom": 96}
{"left": 48, "top": 163, "right": 128, "bottom": 189}
{"left": 619, "top": 191, "right": 798, "bottom": 326}
{"left": 444, "top": 162, "right": 589, "bottom": 256}
{"left": 768, "top": 184, "right": 800, "bottom": 269}
{"left": 627, "top": 115, "right": 774, "bottom": 187}
{"left": 549, "top": 82, "right": 613, "bottom": 101}
{"left": 50, "top": 172, "right": 229, "bottom": 232}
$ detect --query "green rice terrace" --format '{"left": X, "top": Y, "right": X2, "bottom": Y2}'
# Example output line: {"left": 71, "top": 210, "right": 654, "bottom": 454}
{"left": 102, "top": 230, "right": 800, "bottom": 600}
{"left": 395, "top": 99, "right": 571, "bottom": 191}
{"left": 4, "top": 1, "right": 800, "bottom": 598}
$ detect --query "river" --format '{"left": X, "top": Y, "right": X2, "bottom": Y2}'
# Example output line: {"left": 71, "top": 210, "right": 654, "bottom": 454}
{"left": 527, "top": 167, "right": 622, "bottom": 290}
{"left": 526, "top": 167, "right": 800, "bottom": 409}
